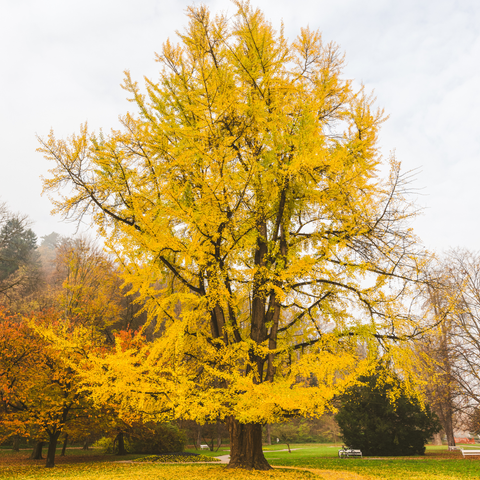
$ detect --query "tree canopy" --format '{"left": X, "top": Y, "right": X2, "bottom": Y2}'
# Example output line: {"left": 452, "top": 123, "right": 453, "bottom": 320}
{"left": 39, "top": 1, "right": 429, "bottom": 470}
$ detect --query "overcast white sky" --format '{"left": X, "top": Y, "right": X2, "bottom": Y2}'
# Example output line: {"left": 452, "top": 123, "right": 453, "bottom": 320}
{"left": 1, "top": 0, "right": 479, "bottom": 252}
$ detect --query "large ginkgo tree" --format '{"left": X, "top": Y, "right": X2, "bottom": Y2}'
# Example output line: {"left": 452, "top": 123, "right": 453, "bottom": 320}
{"left": 39, "top": 1, "right": 429, "bottom": 469}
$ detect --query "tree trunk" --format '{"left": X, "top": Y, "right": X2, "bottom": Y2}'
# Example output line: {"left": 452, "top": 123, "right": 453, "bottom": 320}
{"left": 61, "top": 433, "right": 69, "bottom": 456}
{"left": 432, "top": 389, "right": 455, "bottom": 447}
{"left": 196, "top": 426, "right": 202, "bottom": 450}
{"left": 265, "top": 424, "right": 272, "bottom": 446}
{"left": 46, "top": 431, "right": 61, "bottom": 468}
{"left": 114, "top": 432, "right": 127, "bottom": 456}
{"left": 12, "top": 435, "right": 20, "bottom": 451}
{"left": 445, "top": 412, "right": 456, "bottom": 447}
{"left": 226, "top": 416, "right": 271, "bottom": 470}
{"left": 82, "top": 439, "right": 89, "bottom": 450}
{"left": 216, "top": 420, "right": 222, "bottom": 451}
{"left": 30, "top": 441, "right": 44, "bottom": 460}
{"left": 432, "top": 432, "right": 443, "bottom": 446}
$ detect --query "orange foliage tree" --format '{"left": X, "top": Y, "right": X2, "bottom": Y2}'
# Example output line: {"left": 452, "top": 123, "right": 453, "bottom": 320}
{"left": 0, "top": 308, "right": 98, "bottom": 468}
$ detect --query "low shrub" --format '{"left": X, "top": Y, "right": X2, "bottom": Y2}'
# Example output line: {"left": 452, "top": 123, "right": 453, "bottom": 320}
{"left": 336, "top": 369, "right": 441, "bottom": 456}
{"left": 129, "top": 423, "right": 186, "bottom": 454}
{"left": 92, "top": 436, "right": 133, "bottom": 454}
{"left": 135, "top": 454, "right": 220, "bottom": 463}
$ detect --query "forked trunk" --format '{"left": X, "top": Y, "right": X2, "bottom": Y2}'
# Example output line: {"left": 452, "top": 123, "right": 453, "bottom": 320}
{"left": 46, "top": 431, "right": 61, "bottom": 468}
{"left": 226, "top": 416, "right": 271, "bottom": 470}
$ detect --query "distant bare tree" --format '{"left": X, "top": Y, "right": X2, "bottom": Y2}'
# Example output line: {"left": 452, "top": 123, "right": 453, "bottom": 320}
{"left": 444, "top": 251, "right": 480, "bottom": 411}
{"left": 423, "top": 250, "right": 480, "bottom": 442}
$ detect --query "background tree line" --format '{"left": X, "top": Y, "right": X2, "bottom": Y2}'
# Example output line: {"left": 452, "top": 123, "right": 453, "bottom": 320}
{"left": 0, "top": 201, "right": 164, "bottom": 467}
{"left": 2, "top": 208, "right": 480, "bottom": 465}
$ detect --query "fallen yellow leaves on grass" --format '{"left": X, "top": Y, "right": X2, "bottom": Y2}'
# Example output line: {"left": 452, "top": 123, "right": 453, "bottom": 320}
{"left": 0, "top": 462, "right": 471, "bottom": 480}
{"left": 309, "top": 471, "right": 372, "bottom": 480}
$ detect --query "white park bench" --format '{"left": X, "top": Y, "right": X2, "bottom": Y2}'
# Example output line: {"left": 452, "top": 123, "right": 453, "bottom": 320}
{"left": 460, "top": 448, "right": 480, "bottom": 458}
{"left": 338, "top": 446, "right": 362, "bottom": 458}
{"left": 200, "top": 444, "right": 209, "bottom": 450}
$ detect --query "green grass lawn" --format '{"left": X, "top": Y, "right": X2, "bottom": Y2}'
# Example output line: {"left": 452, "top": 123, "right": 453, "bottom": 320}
{"left": 1, "top": 443, "right": 480, "bottom": 479}
{"left": 265, "top": 443, "right": 480, "bottom": 479}
{"left": 0, "top": 446, "right": 104, "bottom": 456}
{"left": 189, "top": 443, "right": 480, "bottom": 479}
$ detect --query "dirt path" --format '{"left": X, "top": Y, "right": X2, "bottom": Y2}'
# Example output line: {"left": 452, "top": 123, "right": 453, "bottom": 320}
{"left": 213, "top": 455, "right": 374, "bottom": 479}
{"left": 275, "top": 465, "right": 377, "bottom": 480}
